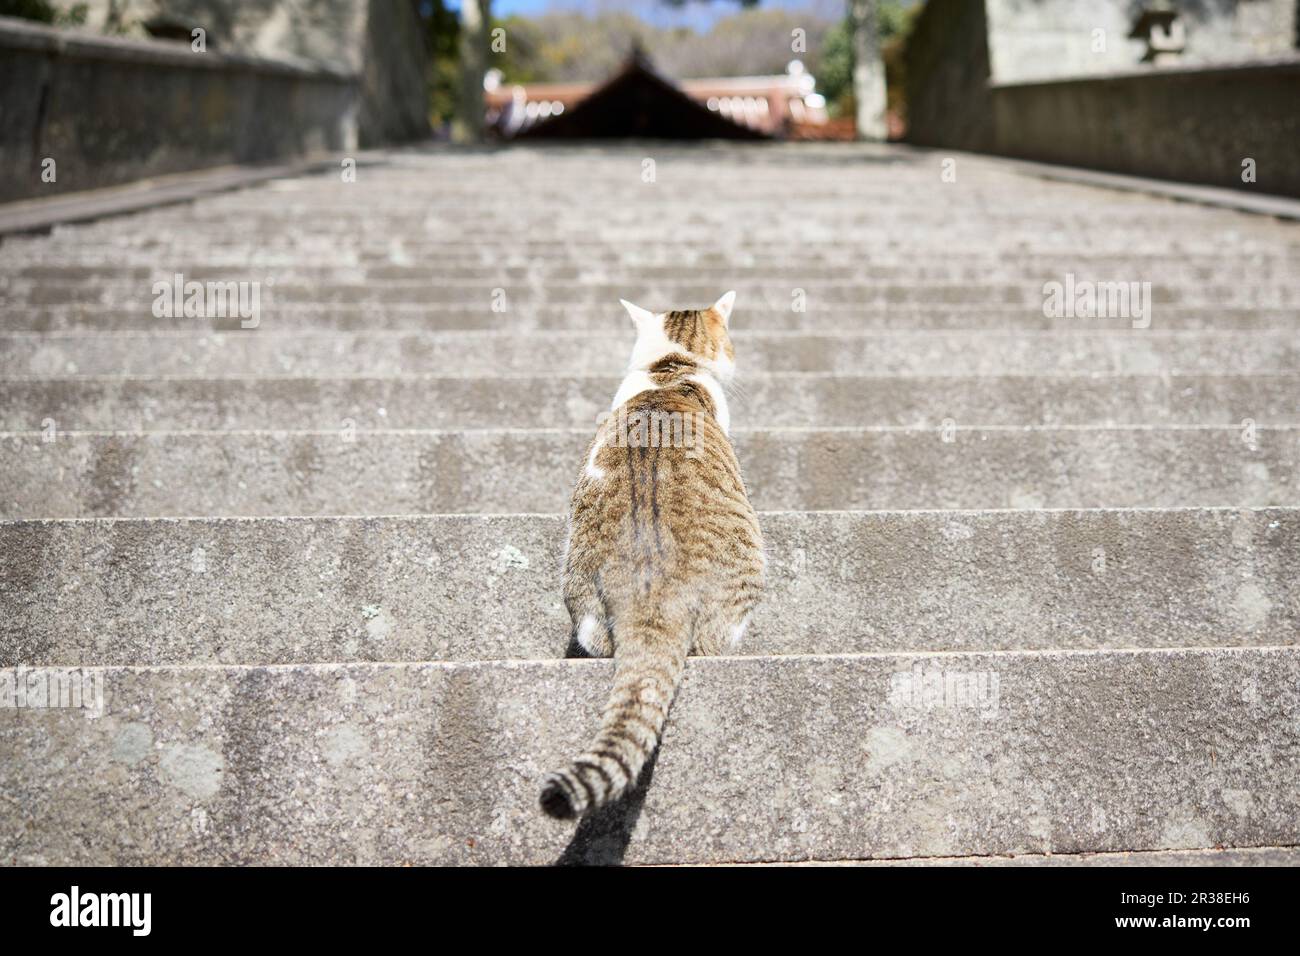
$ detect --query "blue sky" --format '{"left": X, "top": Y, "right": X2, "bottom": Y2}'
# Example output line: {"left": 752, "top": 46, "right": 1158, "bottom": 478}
{"left": 449, "top": 0, "right": 843, "bottom": 32}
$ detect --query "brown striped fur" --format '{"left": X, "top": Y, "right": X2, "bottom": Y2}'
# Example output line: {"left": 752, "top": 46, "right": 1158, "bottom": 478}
{"left": 540, "top": 292, "right": 764, "bottom": 820}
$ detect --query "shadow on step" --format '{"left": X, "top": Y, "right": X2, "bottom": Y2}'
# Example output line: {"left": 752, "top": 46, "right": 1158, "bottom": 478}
{"left": 552, "top": 750, "right": 659, "bottom": 867}
{"left": 554, "top": 632, "right": 657, "bottom": 866}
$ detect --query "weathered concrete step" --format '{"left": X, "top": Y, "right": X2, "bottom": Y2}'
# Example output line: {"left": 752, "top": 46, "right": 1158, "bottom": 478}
{"left": 719, "top": 846, "right": 1300, "bottom": 866}
{"left": 4, "top": 374, "right": 1297, "bottom": 431}
{"left": 149, "top": 201, "right": 1298, "bottom": 224}
{"left": 36, "top": 189, "right": 1285, "bottom": 212}
{"left": 96, "top": 185, "right": 1290, "bottom": 207}
{"left": 5, "top": 330, "right": 1299, "bottom": 378}
{"left": 223, "top": 197, "right": 1277, "bottom": 217}
{"left": 4, "top": 427, "right": 1295, "bottom": 519}
{"left": 7, "top": 303, "right": 1294, "bottom": 332}
{"left": 9, "top": 246, "right": 1295, "bottom": 271}
{"left": 7, "top": 265, "right": 1289, "bottom": 291}
{"left": 21, "top": 230, "right": 1291, "bottom": 256}
{"left": 11, "top": 279, "right": 1297, "bottom": 308}
{"left": 39, "top": 203, "right": 1297, "bottom": 230}
{"left": 3, "top": 648, "right": 1296, "bottom": 864}
{"left": 2, "top": 509, "right": 1294, "bottom": 667}
{"left": 6, "top": 261, "right": 1296, "bottom": 284}
{"left": 178, "top": 180, "right": 1300, "bottom": 206}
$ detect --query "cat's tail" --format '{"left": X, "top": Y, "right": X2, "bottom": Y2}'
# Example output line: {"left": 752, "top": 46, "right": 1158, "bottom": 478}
{"left": 539, "top": 623, "right": 689, "bottom": 820}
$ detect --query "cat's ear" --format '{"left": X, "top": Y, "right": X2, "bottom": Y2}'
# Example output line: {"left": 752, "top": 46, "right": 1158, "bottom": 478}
{"left": 619, "top": 298, "right": 656, "bottom": 331}
{"left": 712, "top": 290, "right": 737, "bottom": 327}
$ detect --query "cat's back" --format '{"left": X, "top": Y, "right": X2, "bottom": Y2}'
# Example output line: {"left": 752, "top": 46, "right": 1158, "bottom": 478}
{"left": 569, "top": 385, "right": 762, "bottom": 580}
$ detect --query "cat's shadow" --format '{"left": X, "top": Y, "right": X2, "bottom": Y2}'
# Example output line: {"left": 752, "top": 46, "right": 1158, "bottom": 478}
{"left": 552, "top": 636, "right": 659, "bottom": 867}
{"left": 552, "top": 750, "right": 659, "bottom": 867}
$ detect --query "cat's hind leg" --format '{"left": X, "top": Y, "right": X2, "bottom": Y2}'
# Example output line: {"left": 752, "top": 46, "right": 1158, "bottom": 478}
{"left": 563, "top": 574, "right": 612, "bottom": 658}
{"left": 690, "top": 602, "right": 755, "bottom": 657}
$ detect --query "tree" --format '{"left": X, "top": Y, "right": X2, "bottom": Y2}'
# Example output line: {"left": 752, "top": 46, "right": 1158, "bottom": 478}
{"left": 454, "top": 0, "right": 492, "bottom": 143}
{"left": 849, "top": 0, "right": 886, "bottom": 140}
{"left": 0, "top": 0, "right": 87, "bottom": 24}
{"left": 421, "top": 0, "right": 461, "bottom": 131}
{"left": 820, "top": 2, "right": 913, "bottom": 125}
{"left": 660, "top": 0, "right": 891, "bottom": 140}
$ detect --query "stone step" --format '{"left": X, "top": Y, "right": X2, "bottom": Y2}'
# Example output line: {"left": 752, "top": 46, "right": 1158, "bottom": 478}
{"left": 16, "top": 233, "right": 1292, "bottom": 257}
{"left": 7, "top": 138, "right": 1298, "bottom": 869}
{"left": 28, "top": 199, "right": 1297, "bottom": 227}
{"left": 722, "top": 847, "right": 1300, "bottom": 867}
{"left": 7, "top": 304, "right": 1293, "bottom": 332}
{"left": 3, "top": 648, "right": 1296, "bottom": 864}
{"left": 8, "top": 242, "right": 1295, "bottom": 267}
{"left": 70, "top": 182, "right": 1288, "bottom": 203}
{"left": 9, "top": 279, "right": 1297, "bottom": 309}
{"left": 3, "top": 374, "right": 1296, "bottom": 431}
{"left": 5, "top": 330, "right": 1299, "bottom": 378}
{"left": 4, "top": 426, "right": 1294, "bottom": 519}
{"left": 28, "top": 192, "right": 1289, "bottom": 216}
{"left": 5, "top": 258, "right": 1299, "bottom": 283}
{"left": 23, "top": 200, "right": 1290, "bottom": 226}
{"left": 2, "top": 508, "right": 1294, "bottom": 667}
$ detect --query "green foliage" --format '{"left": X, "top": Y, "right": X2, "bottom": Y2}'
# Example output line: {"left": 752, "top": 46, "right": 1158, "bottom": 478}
{"left": 420, "top": 0, "right": 461, "bottom": 129}
{"left": 818, "top": 1, "right": 918, "bottom": 119}
{"left": 0, "top": 0, "right": 87, "bottom": 25}
{"left": 818, "top": 19, "right": 854, "bottom": 115}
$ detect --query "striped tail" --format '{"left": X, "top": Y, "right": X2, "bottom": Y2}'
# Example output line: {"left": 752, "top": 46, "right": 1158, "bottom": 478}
{"left": 539, "top": 635, "right": 688, "bottom": 820}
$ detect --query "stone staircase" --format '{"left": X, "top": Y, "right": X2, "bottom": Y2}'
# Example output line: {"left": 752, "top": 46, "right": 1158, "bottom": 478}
{"left": 1, "top": 143, "right": 1298, "bottom": 866}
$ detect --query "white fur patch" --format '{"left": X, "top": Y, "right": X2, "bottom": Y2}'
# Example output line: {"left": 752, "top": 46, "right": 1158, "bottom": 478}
{"left": 729, "top": 614, "right": 751, "bottom": 649}
{"left": 713, "top": 290, "right": 736, "bottom": 325}
{"left": 576, "top": 614, "right": 605, "bottom": 656}
{"left": 625, "top": 311, "right": 677, "bottom": 373}
{"left": 585, "top": 439, "right": 606, "bottom": 480}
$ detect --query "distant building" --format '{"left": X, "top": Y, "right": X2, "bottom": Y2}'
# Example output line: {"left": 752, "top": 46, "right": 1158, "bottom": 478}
{"left": 485, "top": 53, "right": 840, "bottom": 140}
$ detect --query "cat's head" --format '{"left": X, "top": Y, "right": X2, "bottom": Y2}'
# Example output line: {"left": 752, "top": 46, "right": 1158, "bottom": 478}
{"left": 619, "top": 291, "right": 737, "bottom": 383}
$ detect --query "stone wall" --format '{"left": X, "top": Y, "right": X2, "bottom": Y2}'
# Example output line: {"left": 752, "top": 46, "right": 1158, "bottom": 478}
{"left": 985, "top": 0, "right": 1298, "bottom": 83}
{"left": 19, "top": 0, "right": 428, "bottom": 148}
{"left": 72, "top": 0, "right": 361, "bottom": 60}
{"left": 903, "top": 0, "right": 1300, "bottom": 197}
{"left": 0, "top": 15, "right": 357, "bottom": 203}
{"left": 992, "top": 56, "right": 1300, "bottom": 196}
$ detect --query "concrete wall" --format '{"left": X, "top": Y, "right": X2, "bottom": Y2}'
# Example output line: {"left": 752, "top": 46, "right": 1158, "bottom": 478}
{"left": 985, "top": 0, "right": 1299, "bottom": 83}
{"left": 903, "top": 0, "right": 996, "bottom": 151}
{"left": 904, "top": 0, "right": 1300, "bottom": 197}
{"left": 37, "top": 0, "right": 429, "bottom": 146}
{"left": 992, "top": 56, "right": 1300, "bottom": 196}
{"left": 0, "top": 16, "right": 357, "bottom": 203}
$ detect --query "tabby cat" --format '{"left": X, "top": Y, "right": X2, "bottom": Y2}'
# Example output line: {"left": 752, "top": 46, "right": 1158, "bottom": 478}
{"left": 539, "top": 291, "right": 765, "bottom": 819}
